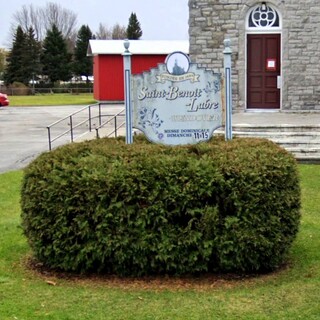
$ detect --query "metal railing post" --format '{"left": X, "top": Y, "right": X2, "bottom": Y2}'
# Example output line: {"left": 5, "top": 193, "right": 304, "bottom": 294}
{"left": 114, "top": 116, "right": 118, "bottom": 137}
{"left": 47, "top": 126, "right": 52, "bottom": 151}
{"left": 70, "top": 115, "right": 74, "bottom": 142}
{"left": 99, "top": 103, "right": 102, "bottom": 126}
{"left": 88, "top": 105, "right": 92, "bottom": 132}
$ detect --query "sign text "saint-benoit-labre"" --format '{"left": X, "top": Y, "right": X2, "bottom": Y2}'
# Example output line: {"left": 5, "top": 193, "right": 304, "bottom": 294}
{"left": 132, "top": 52, "right": 222, "bottom": 145}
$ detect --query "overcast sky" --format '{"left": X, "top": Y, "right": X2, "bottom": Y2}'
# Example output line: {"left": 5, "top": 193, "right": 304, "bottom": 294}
{"left": 0, "top": 0, "right": 189, "bottom": 48}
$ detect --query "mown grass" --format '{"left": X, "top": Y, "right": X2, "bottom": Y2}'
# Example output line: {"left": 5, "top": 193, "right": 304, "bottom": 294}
{"left": 8, "top": 93, "right": 97, "bottom": 106}
{"left": 0, "top": 165, "right": 319, "bottom": 319}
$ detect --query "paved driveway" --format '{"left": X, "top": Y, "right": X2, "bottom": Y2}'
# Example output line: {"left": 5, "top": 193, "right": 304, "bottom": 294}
{"left": 0, "top": 105, "right": 123, "bottom": 173}
{"left": 0, "top": 106, "right": 77, "bottom": 173}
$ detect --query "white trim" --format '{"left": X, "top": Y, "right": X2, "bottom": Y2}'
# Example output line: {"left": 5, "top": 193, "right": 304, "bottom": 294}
{"left": 246, "top": 3, "right": 282, "bottom": 32}
{"left": 87, "top": 40, "right": 189, "bottom": 56}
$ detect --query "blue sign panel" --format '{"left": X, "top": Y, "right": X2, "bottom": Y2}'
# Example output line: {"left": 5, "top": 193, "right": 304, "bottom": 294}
{"left": 132, "top": 52, "right": 222, "bottom": 145}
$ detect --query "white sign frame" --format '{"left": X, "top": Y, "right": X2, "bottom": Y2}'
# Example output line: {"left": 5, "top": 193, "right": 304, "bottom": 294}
{"left": 132, "top": 52, "right": 222, "bottom": 145}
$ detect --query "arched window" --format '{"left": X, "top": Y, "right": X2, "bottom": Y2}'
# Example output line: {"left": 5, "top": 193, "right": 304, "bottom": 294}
{"left": 247, "top": 3, "right": 281, "bottom": 30}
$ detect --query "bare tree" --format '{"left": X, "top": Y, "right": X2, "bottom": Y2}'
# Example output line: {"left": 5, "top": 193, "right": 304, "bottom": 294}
{"left": 95, "top": 23, "right": 126, "bottom": 40}
{"left": 111, "top": 23, "right": 127, "bottom": 40}
{"left": 95, "top": 23, "right": 112, "bottom": 40}
{"left": 12, "top": 4, "right": 43, "bottom": 40}
{"left": 11, "top": 2, "right": 78, "bottom": 42}
{"left": 41, "top": 2, "right": 78, "bottom": 41}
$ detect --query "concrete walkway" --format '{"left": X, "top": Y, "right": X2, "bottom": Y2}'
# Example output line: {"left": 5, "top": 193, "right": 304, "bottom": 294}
{"left": 1, "top": 105, "right": 319, "bottom": 173}
{"left": 232, "top": 111, "right": 320, "bottom": 126}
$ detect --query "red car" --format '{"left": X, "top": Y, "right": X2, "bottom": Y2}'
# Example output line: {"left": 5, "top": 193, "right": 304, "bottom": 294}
{"left": 0, "top": 93, "right": 9, "bottom": 107}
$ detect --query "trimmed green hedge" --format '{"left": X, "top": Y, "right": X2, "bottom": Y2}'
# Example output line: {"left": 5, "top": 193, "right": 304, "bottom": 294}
{"left": 21, "top": 136, "right": 301, "bottom": 276}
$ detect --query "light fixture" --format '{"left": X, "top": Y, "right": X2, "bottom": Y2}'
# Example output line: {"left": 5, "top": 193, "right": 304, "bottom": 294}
{"left": 261, "top": 2, "right": 267, "bottom": 10}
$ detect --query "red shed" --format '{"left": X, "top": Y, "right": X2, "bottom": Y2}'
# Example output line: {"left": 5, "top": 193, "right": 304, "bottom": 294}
{"left": 87, "top": 40, "right": 189, "bottom": 102}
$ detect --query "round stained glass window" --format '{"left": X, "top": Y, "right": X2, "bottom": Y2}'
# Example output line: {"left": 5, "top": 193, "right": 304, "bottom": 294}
{"left": 248, "top": 5, "right": 280, "bottom": 28}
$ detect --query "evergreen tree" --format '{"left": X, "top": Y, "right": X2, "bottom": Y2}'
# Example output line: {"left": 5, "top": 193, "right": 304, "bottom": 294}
{"left": 41, "top": 24, "right": 72, "bottom": 83}
{"left": 4, "top": 26, "right": 41, "bottom": 86}
{"left": 126, "top": 12, "right": 143, "bottom": 40}
{"left": 3, "top": 26, "right": 27, "bottom": 85}
{"left": 73, "top": 25, "right": 93, "bottom": 82}
{"left": 24, "top": 27, "right": 42, "bottom": 85}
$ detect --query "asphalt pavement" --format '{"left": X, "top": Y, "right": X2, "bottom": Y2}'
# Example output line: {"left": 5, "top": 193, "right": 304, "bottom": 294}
{"left": 0, "top": 105, "right": 123, "bottom": 173}
{"left": 1, "top": 105, "right": 320, "bottom": 173}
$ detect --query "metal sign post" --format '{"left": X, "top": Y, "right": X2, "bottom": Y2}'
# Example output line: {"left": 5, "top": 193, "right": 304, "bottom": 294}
{"left": 123, "top": 39, "right": 133, "bottom": 144}
{"left": 224, "top": 39, "right": 233, "bottom": 140}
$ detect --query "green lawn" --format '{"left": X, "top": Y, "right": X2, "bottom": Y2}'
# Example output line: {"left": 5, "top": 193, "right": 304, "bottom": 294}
{"left": 9, "top": 93, "right": 97, "bottom": 106}
{"left": 0, "top": 165, "right": 319, "bottom": 319}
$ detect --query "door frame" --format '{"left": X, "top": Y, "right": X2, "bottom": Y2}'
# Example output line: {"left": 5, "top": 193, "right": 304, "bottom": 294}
{"left": 245, "top": 4, "right": 282, "bottom": 110}
{"left": 246, "top": 32, "right": 282, "bottom": 110}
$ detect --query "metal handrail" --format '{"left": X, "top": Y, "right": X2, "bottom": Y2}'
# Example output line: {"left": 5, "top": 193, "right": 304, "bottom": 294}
{"left": 47, "top": 102, "right": 103, "bottom": 150}
{"left": 47, "top": 103, "right": 126, "bottom": 150}
{"left": 95, "top": 108, "right": 125, "bottom": 139}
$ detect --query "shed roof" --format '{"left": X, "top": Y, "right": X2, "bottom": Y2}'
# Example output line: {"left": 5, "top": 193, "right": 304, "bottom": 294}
{"left": 87, "top": 40, "right": 189, "bottom": 56}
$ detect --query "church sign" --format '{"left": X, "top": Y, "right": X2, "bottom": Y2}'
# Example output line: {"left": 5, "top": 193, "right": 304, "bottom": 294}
{"left": 132, "top": 52, "right": 222, "bottom": 145}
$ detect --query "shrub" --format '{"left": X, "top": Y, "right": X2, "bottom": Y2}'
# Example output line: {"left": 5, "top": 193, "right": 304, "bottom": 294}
{"left": 21, "top": 136, "right": 301, "bottom": 276}
{"left": 8, "top": 82, "right": 31, "bottom": 95}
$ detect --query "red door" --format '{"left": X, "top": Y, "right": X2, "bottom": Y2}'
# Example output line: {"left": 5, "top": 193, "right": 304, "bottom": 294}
{"left": 247, "top": 34, "right": 281, "bottom": 109}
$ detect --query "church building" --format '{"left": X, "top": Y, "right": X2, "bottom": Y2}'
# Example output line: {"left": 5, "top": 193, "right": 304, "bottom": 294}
{"left": 188, "top": 0, "right": 320, "bottom": 112}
